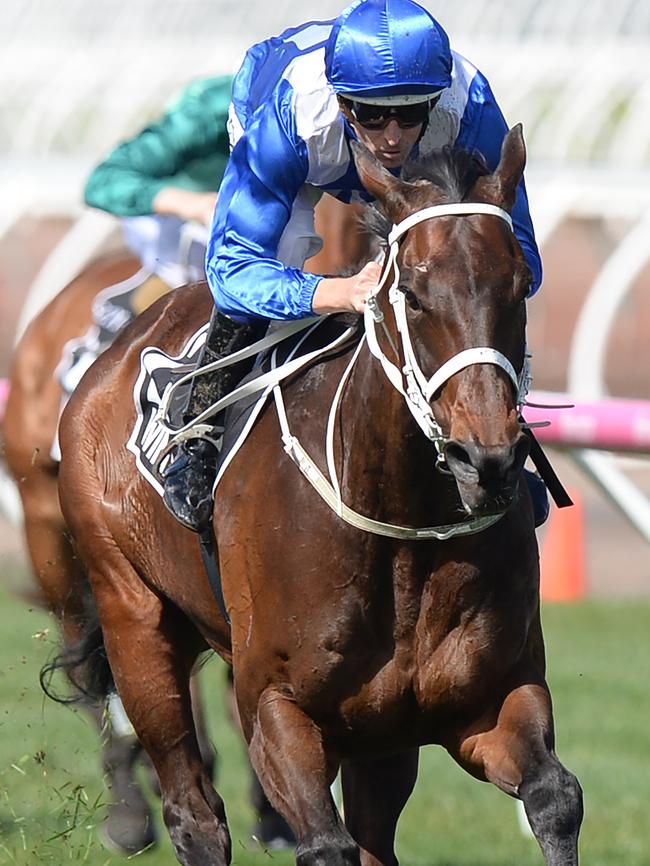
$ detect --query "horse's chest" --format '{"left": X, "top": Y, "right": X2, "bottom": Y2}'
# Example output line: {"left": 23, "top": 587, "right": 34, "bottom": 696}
{"left": 333, "top": 609, "right": 528, "bottom": 749}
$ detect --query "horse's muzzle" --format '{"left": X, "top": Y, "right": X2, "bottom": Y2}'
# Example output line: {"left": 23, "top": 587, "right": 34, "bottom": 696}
{"left": 444, "top": 433, "right": 530, "bottom": 516}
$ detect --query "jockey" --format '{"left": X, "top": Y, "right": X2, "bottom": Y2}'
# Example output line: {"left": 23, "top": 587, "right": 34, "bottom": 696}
{"left": 81, "top": 74, "right": 233, "bottom": 353}
{"left": 162, "top": 0, "right": 548, "bottom": 532}
{"left": 59, "top": 74, "right": 232, "bottom": 418}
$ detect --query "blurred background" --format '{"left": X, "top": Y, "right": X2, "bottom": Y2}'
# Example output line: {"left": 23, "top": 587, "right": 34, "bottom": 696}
{"left": 0, "top": 1, "right": 649, "bottom": 864}
{"left": 1, "top": 0, "right": 649, "bottom": 590}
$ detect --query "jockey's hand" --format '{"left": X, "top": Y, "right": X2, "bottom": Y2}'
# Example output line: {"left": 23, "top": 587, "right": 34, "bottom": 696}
{"left": 312, "top": 261, "right": 382, "bottom": 315}
{"left": 153, "top": 188, "right": 219, "bottom": 226}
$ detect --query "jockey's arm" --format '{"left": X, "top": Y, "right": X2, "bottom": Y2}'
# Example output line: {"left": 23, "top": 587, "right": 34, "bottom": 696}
{"left": 206, "top": 102, "right": 374, "bottom": 321}
{"left": 456, "top": 82, "right": 543, "bottom": 296}
{"left": 83, "top": 77, "right": 231, "bottom": 221}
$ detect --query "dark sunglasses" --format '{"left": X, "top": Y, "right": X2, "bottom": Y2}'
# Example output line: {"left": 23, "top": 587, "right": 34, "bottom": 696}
{"left": 345, "top": 98, "right": 433, "bottom": 130}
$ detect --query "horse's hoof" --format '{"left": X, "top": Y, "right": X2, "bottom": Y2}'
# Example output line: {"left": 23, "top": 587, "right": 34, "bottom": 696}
{"left": 98, "top": 804, "right": 158, "bottom": 855}
{"left": 296, "top": 835, "right": 359, "bottom": 866}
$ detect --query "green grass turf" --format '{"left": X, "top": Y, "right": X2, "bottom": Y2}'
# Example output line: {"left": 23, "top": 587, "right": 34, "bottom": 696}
{"left": 0, "top": 560, "right": 648, "bottom": 866}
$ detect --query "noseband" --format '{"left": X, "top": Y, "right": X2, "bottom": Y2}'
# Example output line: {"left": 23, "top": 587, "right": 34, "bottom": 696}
{"left": 364, "top": 202, "right": 531, "bottom": 468}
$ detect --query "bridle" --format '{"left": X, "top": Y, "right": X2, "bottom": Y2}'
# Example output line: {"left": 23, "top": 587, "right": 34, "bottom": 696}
{"left": 363, "top": 202, "right": 531, "bottom": 469}
{"left": 285, "top": 200, "right": 532, "bottom": 540}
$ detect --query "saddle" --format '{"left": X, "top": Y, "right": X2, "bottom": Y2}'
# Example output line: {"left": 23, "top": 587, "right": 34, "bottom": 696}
{"left": 126, "top": 315, "right": 362, "bottom": 499}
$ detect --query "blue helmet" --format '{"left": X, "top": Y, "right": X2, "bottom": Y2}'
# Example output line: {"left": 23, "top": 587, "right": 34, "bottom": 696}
{"left": 325, "top": 0, "right": 452, "bottom": 104}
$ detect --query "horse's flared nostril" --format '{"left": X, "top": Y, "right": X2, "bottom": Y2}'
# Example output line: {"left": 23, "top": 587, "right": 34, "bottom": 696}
{"left": 445, "top": 433, "right": 529, "bottom": 491}
{"left": 444, "top": 441, "right": 480, "bottom": 486}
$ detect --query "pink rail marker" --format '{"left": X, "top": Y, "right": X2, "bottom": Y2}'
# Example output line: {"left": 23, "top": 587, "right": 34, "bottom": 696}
{"left": 523, "top": 390, "right": 650, "bottom": 454}
{"left": 0, "top": 377, "right": 647, "bottom": 454}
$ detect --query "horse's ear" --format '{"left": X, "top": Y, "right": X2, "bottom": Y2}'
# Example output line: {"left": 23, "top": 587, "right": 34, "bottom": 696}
{"left": 475, "top": 124, "right": 526, "bottom": 212}
{"left": 351, "top": 140, "right": 406, "bottom": 209}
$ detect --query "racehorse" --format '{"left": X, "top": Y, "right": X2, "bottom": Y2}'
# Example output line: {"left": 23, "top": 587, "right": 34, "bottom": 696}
{"left": 4, "top": 197, "right": 368, "bottom": 853}
{"left": 52, "top": 125, "right": 582, "bottom": 866}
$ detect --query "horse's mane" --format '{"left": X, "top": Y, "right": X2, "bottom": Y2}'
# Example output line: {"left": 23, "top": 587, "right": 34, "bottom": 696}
{"left": 364, "top": 146, "right": 490, "bottom": 242}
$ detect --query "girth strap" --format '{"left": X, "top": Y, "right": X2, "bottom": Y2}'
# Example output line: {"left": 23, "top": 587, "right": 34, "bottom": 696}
{"left": 198, "top": 526, "right": 230, "bottom": 625}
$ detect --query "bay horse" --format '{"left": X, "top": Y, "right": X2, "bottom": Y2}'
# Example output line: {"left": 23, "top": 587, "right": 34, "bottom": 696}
{"left": 4, "top": 197, "right": 368, "bottom": 853}
{"left": 53, "top": 125, "right": 582, "bottom": 866}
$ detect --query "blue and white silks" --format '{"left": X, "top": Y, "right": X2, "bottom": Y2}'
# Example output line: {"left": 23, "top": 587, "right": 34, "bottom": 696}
{"left": 206, "top": 19, "right": 542, "bottom": 323}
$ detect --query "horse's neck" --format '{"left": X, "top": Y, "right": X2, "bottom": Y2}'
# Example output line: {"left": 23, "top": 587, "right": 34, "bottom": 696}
{"left": 337, "top": 344, "right": 454, "bottom": 525}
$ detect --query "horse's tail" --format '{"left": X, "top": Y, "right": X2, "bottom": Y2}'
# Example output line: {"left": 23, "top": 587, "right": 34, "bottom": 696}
{"left": 40, "top": 582, "right": 115, "bottom": 704}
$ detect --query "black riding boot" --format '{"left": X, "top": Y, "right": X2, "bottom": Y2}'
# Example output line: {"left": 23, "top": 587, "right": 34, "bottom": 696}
{"left": 162, "top": 309, "right": 265, "bottom": 532}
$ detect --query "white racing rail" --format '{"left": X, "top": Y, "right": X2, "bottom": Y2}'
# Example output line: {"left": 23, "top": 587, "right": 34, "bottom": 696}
{"left": 3, "top": 167, "right": 650, "bottom": 541}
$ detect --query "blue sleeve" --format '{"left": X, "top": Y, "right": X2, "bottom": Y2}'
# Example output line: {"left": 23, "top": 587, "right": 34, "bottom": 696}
{"left": 205, "top": 91, "right": 323, "bottom": 322}
{"left": 456, "top": 83, "right": 543, "bottom": 296}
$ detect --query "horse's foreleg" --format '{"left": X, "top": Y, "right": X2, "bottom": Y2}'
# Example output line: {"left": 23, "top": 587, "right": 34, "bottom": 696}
{"left": 90, "top": 566, "right": 230, "bottom": 866}
{"left": 341, "top": 749, "right": 419, "bottom": 866}
{"left": 223, "top": 668, "right": 294, "bottom": 847}
{"left": 247, "top": 685, "right": 359, "bottom": 866}
{"left": 450, "top": 680, "right": 583, "bottom": 866}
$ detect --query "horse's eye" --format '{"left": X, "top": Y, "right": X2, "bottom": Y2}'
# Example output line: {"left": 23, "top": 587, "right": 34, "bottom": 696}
{"left": 400, "top": 287, "right": 422, "bottom": 311}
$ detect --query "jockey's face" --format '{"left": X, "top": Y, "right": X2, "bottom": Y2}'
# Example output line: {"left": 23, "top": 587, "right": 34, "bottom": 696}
{"left": 353, "top": 118, "right": 423, "bottom": 169}
{"left": 338, "top": 98, "right": 424, "bottom": 169}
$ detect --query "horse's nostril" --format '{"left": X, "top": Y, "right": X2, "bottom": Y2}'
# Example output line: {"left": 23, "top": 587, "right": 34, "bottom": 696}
{"left": 445, "top": 441, "right": 471, "bottom": 467}
{"left": 445, "top": 438, "right": 527, "bottom": 489}
{"left": 445, "top": 441, "right": 480, "bottom": 484}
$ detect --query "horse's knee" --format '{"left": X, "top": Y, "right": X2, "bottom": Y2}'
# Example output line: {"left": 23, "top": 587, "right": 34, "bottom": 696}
{"left": 520, "top": 758, "right": 583, "bottom": 845}
{"left": 296, "top": 832, "right": 360, "bottom": 866}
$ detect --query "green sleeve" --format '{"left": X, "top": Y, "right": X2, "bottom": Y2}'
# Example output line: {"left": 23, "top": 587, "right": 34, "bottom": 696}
{"left": 84, "top": 75, "right": 233, "bottom": 216}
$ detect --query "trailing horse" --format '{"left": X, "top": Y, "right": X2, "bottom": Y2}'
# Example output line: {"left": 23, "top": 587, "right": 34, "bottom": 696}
{"left": 53, "top": 126, "right": 582, "bottom": 866}
{"left": 2, "top": 250, "right": 161, "bottom": 852}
